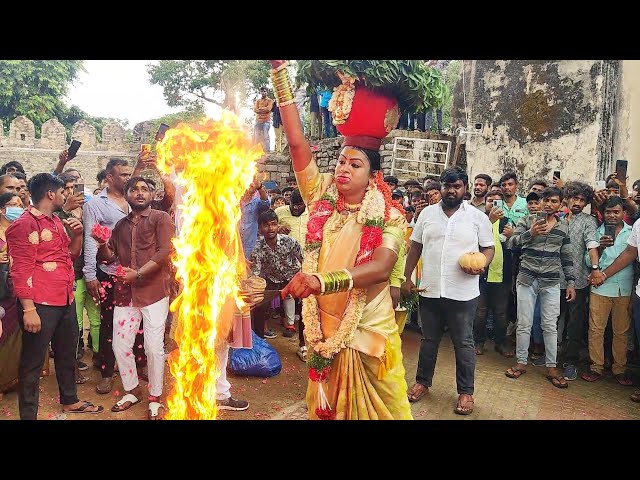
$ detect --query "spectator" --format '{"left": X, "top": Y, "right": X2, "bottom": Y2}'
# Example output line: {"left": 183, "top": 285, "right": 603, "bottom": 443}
{"left": 0, "top": 174, "right": 20, "bottom": 196}
{"left": 285, "top": 176, "right": 297, "bottom": 188}
{"left": 471, "top": 174, "right": 492, "bottom": 212}
{"left": 403, "top": 166, "right": 495, "bottom": 415}
{"left": 132, "top": 150, "right": 176, "bottom": 213}
{"left": 254, "top": 87, "right": 274, "bottom": 153}
{"left": 424, "top": 181, "right": 442, "bottom": 205}
{"left": 0, "top": 192, "right": 24, "bottom": 397}
{"left": 281, "top": 186, "right": 294, "bottom": 205}
{"left": 239, "top": 176, "right": 270, "bottom": 260}
{"left": 582, "top": 196, "right": 633, "bottom": 385}
{"left": 384, "top": 175, "right": 399, "bottom": 191}
{"left": 249, "top": 210, "right": 303, "bottom": 339}
{"left": 505, "top": 187, "right": 576, "bottom": 389}
{"left": 83, "top": 158, "right": 145, "bottom": 394}
{"left": 309, "top": 91, "right": 322, "bottom": 140}
{"left": 425, "top": 60, "right": 450, "bottom": 134}
{"left": 272, "top": 100, "right": 285, "bottom": 153}
{"left": 0, "top": 161, "right": 25, "bottom": 176}
{"left": 12, "top": 172, "right": 30, "bottom": 207}
{"left": 94, "top": 177, "right": 174, "bottom": 419}
{"left": 500, "top": 172, "right": 529, "bottom": 225}
{"left": 319, "top": 89, "right": 337, "bottom": 138}
{"left": 528, "top": 179, "right": 547, "bottom": 194}
{"left": 96, "top": 169, "right": 108, "bottom": 191}
{"left": 270, "top": 195, "right": 285, "bottom": 210}
{"left": 6, "top": 173, "right": 103, "bottom": 418}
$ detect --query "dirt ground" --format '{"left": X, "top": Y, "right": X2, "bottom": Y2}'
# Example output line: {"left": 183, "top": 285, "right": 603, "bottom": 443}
{"left": 3, "top": 316, "right": 640, "bottom": 420}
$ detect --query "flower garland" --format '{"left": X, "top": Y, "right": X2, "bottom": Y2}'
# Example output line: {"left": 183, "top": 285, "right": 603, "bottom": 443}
{"left": 302, "top": 171, "right": 403, "bottom": 419}
{"left": 328, "top": 73, "right": 356, "bottom": 125}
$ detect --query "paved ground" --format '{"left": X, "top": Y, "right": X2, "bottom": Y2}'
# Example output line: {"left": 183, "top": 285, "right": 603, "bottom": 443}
{"left": 2, "top": 321, "right": 640, "bottom": 420}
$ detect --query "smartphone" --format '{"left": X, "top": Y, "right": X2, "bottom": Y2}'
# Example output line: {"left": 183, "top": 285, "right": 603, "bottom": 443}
{"left": 155, "top": 123, "right": 170, "bottom": 142}
{"left": 604, "top": 223, "right": 616, "bottom": 239}
{"left": 493, "top": 199, "right": 503, "bottom": 209}
{"left": 537, "top": 212, "right": 547, "bottom": 224}
{"left": 74, "top": 183, "right": 84, "bottom": 195}
{"left": 553, "top": 170, "right": 561, "bottom": 179}
{"left": 595, "top": 180, "right": 606, "bottom": 191}
{"left": 616, "top": 160, "right": 628, "bottom": 180}
{"left": 421, "top": 192, "right": 429, "bottom": 201}
{"left": 67, "top": 140, "right": 82, "bottom": 159}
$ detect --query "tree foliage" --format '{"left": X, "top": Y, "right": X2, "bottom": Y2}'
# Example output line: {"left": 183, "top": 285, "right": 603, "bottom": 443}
{"left": 146, "top": 60, "right": 271, "bottom": 114}
{"left": 0, "top": 60, "right": 85, "bottom": 133}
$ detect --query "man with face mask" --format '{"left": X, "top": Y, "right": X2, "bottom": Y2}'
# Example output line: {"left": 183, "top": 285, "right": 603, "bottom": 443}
{"left": 93, "top": 177, "right": 174, "bottom": 419}
{"left": 6, "top": 173, "right": 103, "bottom": 419}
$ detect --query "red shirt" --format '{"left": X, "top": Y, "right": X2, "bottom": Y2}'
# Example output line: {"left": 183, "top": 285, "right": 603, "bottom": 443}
{"left": 6, "top": 206, "right": 76, "bottom": 306}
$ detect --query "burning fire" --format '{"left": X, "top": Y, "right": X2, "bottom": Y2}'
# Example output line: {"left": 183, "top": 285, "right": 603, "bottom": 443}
{"left": 156, "top": 113, "right": 263, "bottom": 419}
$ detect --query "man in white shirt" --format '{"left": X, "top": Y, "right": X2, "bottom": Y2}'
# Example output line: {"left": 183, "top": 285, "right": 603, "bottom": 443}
{"left": 402, "top": 166, "right": 495, "bottom": 415}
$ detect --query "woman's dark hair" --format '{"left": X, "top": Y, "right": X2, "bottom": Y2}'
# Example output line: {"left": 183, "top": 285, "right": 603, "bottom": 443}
{"left": 0, "top": 192, "right": 18, "bottom": 208}
{"left": 349, "top": 146, "right": 381, "bottom": 174}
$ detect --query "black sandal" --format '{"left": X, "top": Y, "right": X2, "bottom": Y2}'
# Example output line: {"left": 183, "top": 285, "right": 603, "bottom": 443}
{"left": 64, "top": 401, "right": 104, "bottom": 414}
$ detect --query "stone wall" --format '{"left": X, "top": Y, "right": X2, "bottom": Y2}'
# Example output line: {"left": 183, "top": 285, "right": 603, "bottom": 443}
{"left": 452, "top": 60, "right": 620, "bottom": 191}
{"left": 0, "top": 116, "right": 147, "bottom": 191}
{"left": 258, "top": 130, "right": 458, "bottom": 185}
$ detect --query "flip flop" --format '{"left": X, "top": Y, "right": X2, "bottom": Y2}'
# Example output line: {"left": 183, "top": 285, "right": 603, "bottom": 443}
{"left": 546, "top": 375, "right": 568, "bottom": 389}
{"left": 454, "top": 395, "right": 474, "bottom": 415}
{"left": 111, "top": 393, "right": 141, "bottom": 412}
{"left": 63, "top": 401, "right": 104, "bottom": 415}
{"left": 148, "top": 401, "right": 165, "bottom": 420}
{"left": 407, "top": 383, "right": 428, "bottom": 402}
{"left": 505, "top": 366, "right": 527, "bottom": 379}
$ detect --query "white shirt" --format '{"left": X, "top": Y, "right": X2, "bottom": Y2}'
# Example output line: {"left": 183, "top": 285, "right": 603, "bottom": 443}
{"left": 410, "top": 201, "right": 494, "bottom": 301}
{"left": 626, "top": 220, "right": 640, "bottom": 296}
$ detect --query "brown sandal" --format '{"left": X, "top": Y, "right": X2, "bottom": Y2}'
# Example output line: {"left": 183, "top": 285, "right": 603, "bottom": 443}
{"left": 546, "top": 375, "right": 568, "bottom": 389}
{"left": 407, "top": 383, "right": 428, "bottom": 402}
{"left": 505, "top": 365, "right": 527, "bottom": 379}
{"left": 454, "top": 394, "right": 474, "bottom": 415}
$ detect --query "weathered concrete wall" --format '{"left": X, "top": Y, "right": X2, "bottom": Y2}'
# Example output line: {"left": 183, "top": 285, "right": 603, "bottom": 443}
{"left": 613, "top": 60, "right": 640, "bottom": 184}
{"left": 453, "top": 60, "right": 619, "bottom": 191}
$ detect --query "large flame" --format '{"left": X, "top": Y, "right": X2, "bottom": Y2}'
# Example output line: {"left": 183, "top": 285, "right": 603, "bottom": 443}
{"left": 156, "top": 113, "right": 263, "bottom": 419}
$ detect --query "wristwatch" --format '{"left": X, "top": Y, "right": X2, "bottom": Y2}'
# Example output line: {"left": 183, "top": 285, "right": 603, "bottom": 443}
{"left": 591, "top": 265, "right": 600, "bottom": 271}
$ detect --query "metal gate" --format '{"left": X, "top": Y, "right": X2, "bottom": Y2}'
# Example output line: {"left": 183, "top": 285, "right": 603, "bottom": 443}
{"left": 390, "top": 136, "right": 452, "bottom": 181}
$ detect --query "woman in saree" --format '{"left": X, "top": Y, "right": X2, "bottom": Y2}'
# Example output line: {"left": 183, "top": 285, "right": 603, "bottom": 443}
{"left": 273, "top": 60, "right": 445, "bottom": 419}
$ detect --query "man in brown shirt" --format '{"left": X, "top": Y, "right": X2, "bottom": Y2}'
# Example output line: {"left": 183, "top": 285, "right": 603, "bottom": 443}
{"left": 254, "top": 86, "right": 274, "bottom": 153}
{"left": 93, "top": 176, "right": 174, "bottom": 419}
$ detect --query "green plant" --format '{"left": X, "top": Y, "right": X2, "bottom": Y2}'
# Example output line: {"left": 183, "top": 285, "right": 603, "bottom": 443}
{"left": 296, "top": 60, "right": 447, "bottom": 112}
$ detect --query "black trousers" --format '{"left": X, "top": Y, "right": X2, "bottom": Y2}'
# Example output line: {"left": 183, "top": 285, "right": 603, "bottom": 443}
{"left": 97, "top": 269, "right": 145, "bottom": 378}
{"left": 474, "top": 281, "right": 510, "bottom": 347}
{"left": 560, "top": 287, "right": 590, "bottom": 363}
{"left": 416, "top": 296, "right": 478, "bottom": 395}
{"left": 251, "top": 278, "right": 301, "bottom": 339}
{"left": 18, "top": 301, "right": 79, "bottom": 420}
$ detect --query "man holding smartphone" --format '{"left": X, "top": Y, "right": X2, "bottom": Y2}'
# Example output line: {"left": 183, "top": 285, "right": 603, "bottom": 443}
{"left": 582, "top": 196, "right": 633, "bottom": 385}
{"left": 505, "top": 187, "right": 576, "bottom": 389}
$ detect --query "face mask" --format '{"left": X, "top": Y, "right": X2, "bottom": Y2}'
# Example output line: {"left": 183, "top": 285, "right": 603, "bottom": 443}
{"left": 4, "top": 206, "right": 24, "bottom": 222}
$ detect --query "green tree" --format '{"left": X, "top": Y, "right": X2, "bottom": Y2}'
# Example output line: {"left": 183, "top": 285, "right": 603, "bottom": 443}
{"left": 147, "top": 60, "right": 270, "bottom": 114}
{"left": 0, "top": 60, "right": 85, "bottom": 134}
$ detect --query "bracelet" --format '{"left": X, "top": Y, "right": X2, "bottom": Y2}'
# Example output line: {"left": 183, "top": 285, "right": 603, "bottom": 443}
{"left": 137, "top": 269, "right": 143, "bottom": 281}
{"left": 601, "top": 271, "right": 608, "bottom": 280}
{"left": 315, "top": 269, "right": 353, "bottom": 295}
{"left": 269, "top": 62, "right": 295, "bottom": 106}
{"left": 23, "top": 307, "right": 36, "bottom": 313}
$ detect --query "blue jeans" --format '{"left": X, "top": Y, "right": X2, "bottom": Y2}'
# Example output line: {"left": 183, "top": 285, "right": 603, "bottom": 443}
{"left": 516, "top": 280, "right": 559, "bottom": 367}
{"left": 321, "top": 107, "right": 336, "bottom": 138}
{"left": 254, "top": 121, "right": 270, "bottom": 152}
{"left": 425, "top": 107, "right": 443, "bottom": 132}
{"left": 531, "top": 298, "right": 543, "bottom": 344}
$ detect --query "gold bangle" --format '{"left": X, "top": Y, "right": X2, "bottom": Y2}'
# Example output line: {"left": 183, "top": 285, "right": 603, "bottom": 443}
{"left": 270, "top": 61, "right": 289, "bottom": 74}
{"left": 318, "top": 270, "right": 353, "bottom": 295}
{"left": 23, "top": 307, "right": 36, "bottom": 313}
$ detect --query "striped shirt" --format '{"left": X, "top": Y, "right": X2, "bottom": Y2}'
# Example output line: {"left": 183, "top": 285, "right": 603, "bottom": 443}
{"left": 559, "top": 211, "right": 599, "bottom": 290}
{"left": 508, "top": 214, "right": 575, "bottom": 289}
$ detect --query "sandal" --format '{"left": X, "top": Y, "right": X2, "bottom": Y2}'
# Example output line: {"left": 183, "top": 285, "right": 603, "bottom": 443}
{"left": 75, "top": 372, "right": 88, "bottom": 384}
{"left": 475, "top": 344, "right": 484, "bottom": 355}
{"left": 581, "top": 370, "right": 603, "bottom": 382}
{"left": 495, "top": 345, "right": 514, "bottom": 358}
{"left": 63, "top": 401, "right": 104, "bottom": 415}
{"left": 407, "top": 383, "right": 428, "bottom": 402}
{"left": 505, "top": 365, "right": 527, "bottom": 379}
{"left": 454, "top": 394, "right": 474, "bottom": 415}
{"left": 148, "top": 401, "right": 165, "bottom": 420}
{"left": 630, "top": 390, "right": 640, "bottom": 403}
{"left": 615, "top": 373, "right": 633, "bottom": 386}
{"left": 111, "top": 393, "right": 141, "bottom": 412}
{"left": 546, "top": 375, "right": 568, "bottom": 389}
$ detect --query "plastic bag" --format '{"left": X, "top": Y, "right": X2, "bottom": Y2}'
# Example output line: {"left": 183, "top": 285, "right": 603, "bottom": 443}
{"left": 229, "top": 331, "right": 282, "bottom": 377}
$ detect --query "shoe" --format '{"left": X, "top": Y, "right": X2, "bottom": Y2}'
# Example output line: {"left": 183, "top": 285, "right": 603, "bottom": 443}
{"left": 297, "top": 346, "right": 308, "bottom": 362}
{"left": 531, "top": 356, "right": 546, "bottom": 367}
{"left": 216, "top": 397, "right": 249, "bottom": 411}
{"left": 283, "top": 327, "right": 295, "bottom": 338}
{"left": 96, "top": 376, "right": 114, "bottom": 395}
{"left": 264, "top": 330, "right": 277, "bottom": 339}
{"left": 77, "top": 361, "right": 89, "bottom": 371}
{"left": 563, "top": 363, "right": 578, "bottom": 381}
{"left": 581, "top": 370, "right": 603, "bottom": 382}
